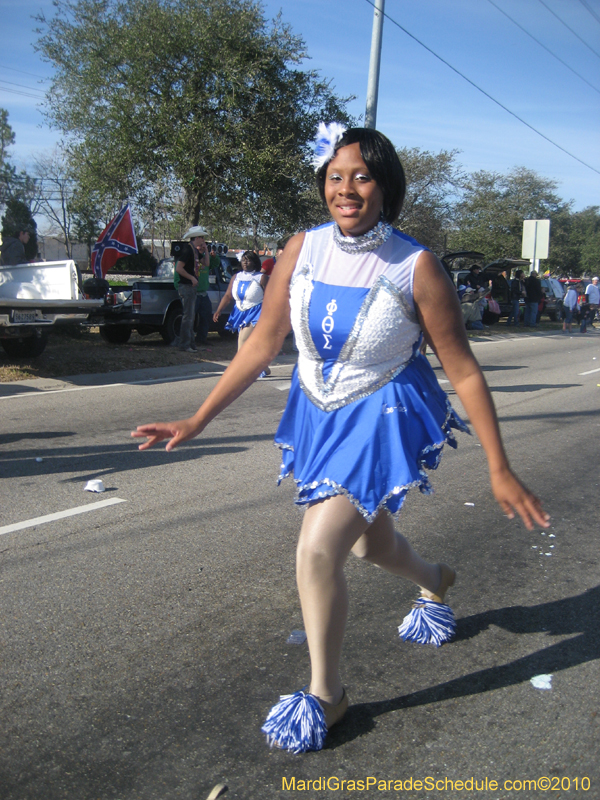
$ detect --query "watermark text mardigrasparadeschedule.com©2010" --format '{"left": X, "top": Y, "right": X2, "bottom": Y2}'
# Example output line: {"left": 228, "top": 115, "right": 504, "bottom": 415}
{"left": 281, "top": 775, "right": 592, "bottom": 792}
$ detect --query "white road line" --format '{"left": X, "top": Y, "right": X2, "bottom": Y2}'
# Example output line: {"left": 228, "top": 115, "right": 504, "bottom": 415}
{"left": 0, "top": 497, "right": 127, "bottom": 536}
{"left": 469, "top": 336, "right": 539, "bottom": 346}
{"left": 0, "top": 363, "right": 294, "bottom": 401}
{"left": 274, "top": 381, "right": 292, "bottom": 391}
{"left": 0, "top": 373, "right": 221, "bottom": 400}
{"left": 578, "top": 367, "right": 600, "bottom": 375}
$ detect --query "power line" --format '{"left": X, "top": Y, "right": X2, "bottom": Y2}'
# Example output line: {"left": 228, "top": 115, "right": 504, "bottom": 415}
{"left": 578, "top": 0, "right": 600, "bottom": 26}
{"left": 487, "top": 0, "right": 600, "bottom": 94}
{"left": 363, "top": 0, "right": 600, "bottom": 176}
{"left": 0, "top": 79, "right": 46, "bottom": 97}
{"left": 0, "top": 63, "right": 49, "bottom": 81}
{"left": 538, "top": 0, "right": 600, "bottom": 60}
{"left": 0, "top": 85, "right": 45, "bottom": 101}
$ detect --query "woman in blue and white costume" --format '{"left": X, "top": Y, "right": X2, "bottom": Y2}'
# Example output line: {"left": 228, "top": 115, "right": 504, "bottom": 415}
{"left": 214, "top": 250, "right": 270, "bottom": 357}
{"left": 133, "top": 126, "right": 549, "bottom": 754}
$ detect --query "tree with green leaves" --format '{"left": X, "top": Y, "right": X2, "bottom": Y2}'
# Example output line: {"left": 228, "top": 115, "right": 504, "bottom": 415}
{"left": 0, "top": 108, "right": 38, "bottom": 213}
{"left": 448, "top": 167, "right": 572, "bottom": 270}
{"left": 395, "top": 147, "right": 465, "bottom": 254}
{"left": 0, "top": 108, "right": 16, "bottom": 210}
{"left": 36, "top": 0, "right": 351, "bottom": 242}
{"left": 568, "top": 206, "right": 600, "bottom": 276}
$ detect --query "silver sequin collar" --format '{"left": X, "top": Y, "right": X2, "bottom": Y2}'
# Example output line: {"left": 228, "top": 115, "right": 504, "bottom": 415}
{"left": 333, "top": 219, "right": 393, "bottom": 254}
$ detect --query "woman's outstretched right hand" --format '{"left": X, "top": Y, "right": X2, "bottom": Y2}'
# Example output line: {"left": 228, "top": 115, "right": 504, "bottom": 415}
{"left": 131, "top": 418, "right": 202, "bottom": 452}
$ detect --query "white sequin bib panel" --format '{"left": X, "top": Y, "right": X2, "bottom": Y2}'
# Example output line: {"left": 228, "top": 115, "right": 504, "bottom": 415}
{"left": 290, "top": 223, "right": 426, "bottom": 412}
{"left": 233, "top": 272, "right": 264, "bottom": 311}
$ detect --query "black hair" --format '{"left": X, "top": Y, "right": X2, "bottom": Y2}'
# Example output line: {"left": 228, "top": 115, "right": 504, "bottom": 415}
{"left": 316, "top": 127, "right": 406, "bottom": 223}
{"left": 241, "top": 251, "right": 261, "bottom": 272}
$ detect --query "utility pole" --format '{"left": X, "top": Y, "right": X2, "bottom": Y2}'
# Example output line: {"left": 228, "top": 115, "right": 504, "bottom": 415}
{"left": 365, "top": 0, "right": 385, "bottom": 129}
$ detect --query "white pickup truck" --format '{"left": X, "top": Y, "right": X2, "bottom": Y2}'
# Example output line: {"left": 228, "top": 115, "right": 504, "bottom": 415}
{"left": 0, "top": 259, "right": 102, "bottom": 358}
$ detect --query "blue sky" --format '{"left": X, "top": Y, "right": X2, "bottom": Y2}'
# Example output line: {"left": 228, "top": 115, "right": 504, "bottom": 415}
{"left": 1, "top": 0, "right": 599, "bottom": 210}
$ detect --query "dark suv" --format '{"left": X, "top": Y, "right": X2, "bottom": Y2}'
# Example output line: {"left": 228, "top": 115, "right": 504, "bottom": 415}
{"left": 539, "top": 277, "right": 564, "bottom": 321}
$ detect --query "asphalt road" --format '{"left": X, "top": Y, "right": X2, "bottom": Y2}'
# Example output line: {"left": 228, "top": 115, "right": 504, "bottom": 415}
{"left": 0, "top": 331, "right": 599, "bottom": 800}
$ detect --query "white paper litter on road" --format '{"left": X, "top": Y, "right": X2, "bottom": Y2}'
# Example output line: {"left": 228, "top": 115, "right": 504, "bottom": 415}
{"left": 84, "top": 479, "right": 105, "bottom": 493}
{"left": 464, "top": 502, "right": 475, "bottom": 506}
{"left": 530, "top": 674, "right": 552, "bottom": 690}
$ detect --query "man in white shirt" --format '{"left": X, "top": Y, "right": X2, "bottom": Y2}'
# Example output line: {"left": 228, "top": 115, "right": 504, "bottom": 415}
{"left": 585, "top": 277, "right": 599, "bottom": 329}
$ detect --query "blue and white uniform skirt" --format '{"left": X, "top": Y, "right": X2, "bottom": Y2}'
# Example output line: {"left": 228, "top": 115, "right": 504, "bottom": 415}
{"left": 275, "top": 354, "right": 468, "bottom": 522}
{"left": 225, "top": 303, "right": 262, "bottom": 332}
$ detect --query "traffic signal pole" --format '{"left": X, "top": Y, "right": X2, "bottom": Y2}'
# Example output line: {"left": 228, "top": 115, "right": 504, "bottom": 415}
{"left": 365, "top": 0, "right": 385, "bottom": 129}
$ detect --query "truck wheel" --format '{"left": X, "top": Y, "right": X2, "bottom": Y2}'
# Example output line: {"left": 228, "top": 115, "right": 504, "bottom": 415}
{"left": 161, "top": 304, "right": 182, "bottom": 344}
{"left": 1, "top": 329, "right": 49, "bottom": 358}
{"left": 100, "top": 326, "right": 132, "bottom": 345}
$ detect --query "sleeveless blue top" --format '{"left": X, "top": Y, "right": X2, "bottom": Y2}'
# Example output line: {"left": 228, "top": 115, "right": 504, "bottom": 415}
{"left": 274, "top": 222, "right": 468, "bottom": 521}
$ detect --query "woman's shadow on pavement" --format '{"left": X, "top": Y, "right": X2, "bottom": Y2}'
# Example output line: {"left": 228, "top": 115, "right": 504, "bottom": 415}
{"left": 328, "top": 585, "right": 599, "bottom": 748}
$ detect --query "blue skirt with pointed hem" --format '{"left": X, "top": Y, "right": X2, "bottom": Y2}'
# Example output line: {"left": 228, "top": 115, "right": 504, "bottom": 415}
{"left": 225, "top": 303, "right": 262, "bottom": 332}
{"left": 274, "top": 354, "right": 469, "bottom": 522}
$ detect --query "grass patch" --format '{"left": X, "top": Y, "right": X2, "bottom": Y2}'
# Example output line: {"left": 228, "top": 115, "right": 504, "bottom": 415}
{"left": 0, "top": 327, "right": 240, "bottom": 383}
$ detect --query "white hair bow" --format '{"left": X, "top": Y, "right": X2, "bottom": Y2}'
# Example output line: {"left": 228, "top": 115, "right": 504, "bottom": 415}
{"left": 312, "top": 122, "right": 347, "bottom": 171}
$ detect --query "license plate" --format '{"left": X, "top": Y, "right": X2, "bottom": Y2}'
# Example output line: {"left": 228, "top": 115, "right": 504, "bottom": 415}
{"left": 12, "top": 311, "right": 38, "bottom": 323}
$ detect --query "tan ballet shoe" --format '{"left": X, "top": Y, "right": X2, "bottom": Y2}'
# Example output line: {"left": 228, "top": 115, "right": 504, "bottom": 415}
{"left": 317, "top": 687, "right": 349, "bottom": 729}
{"left": 419, "top": 563, "right": 456, "bottom": 604}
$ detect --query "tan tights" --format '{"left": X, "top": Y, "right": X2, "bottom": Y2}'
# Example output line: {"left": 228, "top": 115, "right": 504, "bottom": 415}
{"left": 237, "top": 324, "right": 254, "bottom": 350}
{"left": 296, "top": 494, "right": 441, "bottom": 706}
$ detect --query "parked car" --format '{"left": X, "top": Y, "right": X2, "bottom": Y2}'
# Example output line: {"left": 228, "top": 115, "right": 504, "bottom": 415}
{"left": 1, "top": 259, "right": 102, "bottom": 357}
{"left": 85, "top": 254, "right": 236, "bottom": 344}
{"left": 450, "top": 257, "right": 530, "bottom": 321}
{"left": 539, "top": 277, "right": 564, "bottom": 321}
{"left": 441, "top": 251, "right": 485, "bottom": 286}
{"left": 476, "top": 259, "right": 529, "bottom": 317}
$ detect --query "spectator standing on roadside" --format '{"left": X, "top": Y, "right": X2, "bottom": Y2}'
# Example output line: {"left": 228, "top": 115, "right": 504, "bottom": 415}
{"left": 524, "top": 271, "right": 543, "bottom": 328}
{"left": 584, "top": 276, "right": 599, "bottom": 329}
{"left": 492, "top": 268, "right": 510, "bottom": 309}
{"left": 507, "top": 269, "right": 525, "bottom": 326}
{"left": 562, "top": 285, "right": 579, "bottom": 334}
{"left": 0, "top": 228, "right": 30, "bottom": 266}
{"left": 193, "top": 244, "right": 219, "bottom": 345}
{"left": 175, "top": 227, "right": 209, "bottom": 352}
{"left": 261, "top": 241, "right": 288, "bottom": 278}
{"left": 260, "top": 254, "right": 276, "bottom": 277}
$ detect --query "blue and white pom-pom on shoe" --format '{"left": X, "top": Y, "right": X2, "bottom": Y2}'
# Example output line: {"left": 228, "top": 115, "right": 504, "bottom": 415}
{"left": 261, "top": 688, "right": 348, "bottom": 753}
{"left": 398, "top": 563, "right": 456, "bottom": 647}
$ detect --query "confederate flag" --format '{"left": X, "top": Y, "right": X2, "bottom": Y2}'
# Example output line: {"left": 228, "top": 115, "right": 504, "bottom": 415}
{"left": 91, "top": 204, "right": 138, "bottom": 278}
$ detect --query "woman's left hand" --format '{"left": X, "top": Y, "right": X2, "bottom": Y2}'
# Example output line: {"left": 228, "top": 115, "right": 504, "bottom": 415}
{"left": 131, "top": 417, "right": 202, "bottom": 451}
{"left": 490, "top": 467, "right": 550, "bottom": 530}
